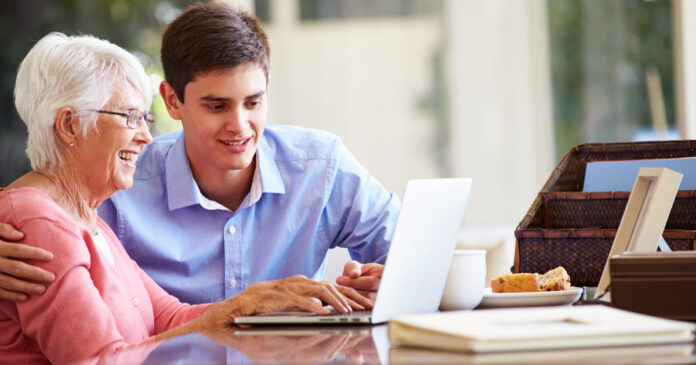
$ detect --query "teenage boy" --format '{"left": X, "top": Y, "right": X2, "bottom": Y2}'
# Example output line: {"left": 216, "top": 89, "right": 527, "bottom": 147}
{"left": 0, "top": 2, "right": 399, "bottom": 305}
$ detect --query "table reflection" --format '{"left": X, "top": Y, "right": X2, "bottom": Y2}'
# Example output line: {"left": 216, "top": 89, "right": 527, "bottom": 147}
{"left": 203, "top": 325, "right": 383, "bottom": 364}
{"left": 90, "top": 323, "right": 695, "bottom": 364}
{"left": 95, "top": 325, "right": 387, "bottom": 364}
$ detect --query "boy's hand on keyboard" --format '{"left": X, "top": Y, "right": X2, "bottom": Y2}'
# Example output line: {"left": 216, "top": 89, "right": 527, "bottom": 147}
{"left": 336, "top": 261, "right": 383, "bottom": 300}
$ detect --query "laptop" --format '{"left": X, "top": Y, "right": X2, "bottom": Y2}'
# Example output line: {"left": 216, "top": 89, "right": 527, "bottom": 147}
{"left": 234, "top": 178, "right": 473, "bottom": 325}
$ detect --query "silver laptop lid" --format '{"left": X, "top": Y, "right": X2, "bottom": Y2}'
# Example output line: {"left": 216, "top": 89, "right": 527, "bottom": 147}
{"left": 233, "top": 178, "right": 472, "bottom": 325}
{"left": 370, "top": 178, "right": 472, "bottom": 323}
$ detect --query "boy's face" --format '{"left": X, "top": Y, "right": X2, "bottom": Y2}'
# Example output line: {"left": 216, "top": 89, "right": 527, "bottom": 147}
{"left": 162, "top": 63, "right": 268, "bottom": 178}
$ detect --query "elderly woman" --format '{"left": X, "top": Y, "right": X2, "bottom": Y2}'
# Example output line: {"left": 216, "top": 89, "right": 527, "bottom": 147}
{"left": 0, "top": 33, "right": 369, "bottom": 364}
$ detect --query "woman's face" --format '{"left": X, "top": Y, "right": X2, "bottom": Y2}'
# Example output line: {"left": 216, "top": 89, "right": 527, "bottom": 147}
{"left": 74, "top": 85, "right": 152, "bottom": 199}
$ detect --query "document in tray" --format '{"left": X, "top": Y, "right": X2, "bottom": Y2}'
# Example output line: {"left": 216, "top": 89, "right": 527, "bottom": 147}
{"left": 388, "top": 305, "right": 695, "bottom": 353}
{"left": 583, "top": 156, "right": 696, "bottom": 192}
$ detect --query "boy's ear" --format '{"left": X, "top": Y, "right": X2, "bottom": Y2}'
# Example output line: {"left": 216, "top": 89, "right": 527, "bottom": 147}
{"left": 159, "top": 81, "right": 183, "bottom": 120}
{"left": 54, "top": 106, "right": 80, "bottom": 147}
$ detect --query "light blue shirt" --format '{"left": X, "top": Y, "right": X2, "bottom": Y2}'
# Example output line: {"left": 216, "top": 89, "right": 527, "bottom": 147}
{"left": 98, "top": 125, "right": 400, "bottom": 304}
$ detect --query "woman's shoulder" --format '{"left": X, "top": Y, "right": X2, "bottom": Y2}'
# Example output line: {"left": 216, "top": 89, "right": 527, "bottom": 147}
{"left": 1, "top": 187, "right": 90, "bottom": 260}
{"left": 0, "top": 187, "right": 74, "bottom": 227}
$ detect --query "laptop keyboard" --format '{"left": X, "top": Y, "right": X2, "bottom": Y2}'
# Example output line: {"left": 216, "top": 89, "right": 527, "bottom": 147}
{"left": 327, "top": 309, "right": 372, "bottom": 318}
{"left": 309, "top": 309, "right": 373, "bottom": 323}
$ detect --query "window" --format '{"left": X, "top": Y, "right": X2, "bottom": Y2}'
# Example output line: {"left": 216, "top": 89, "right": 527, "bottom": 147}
{"left": 548, "top": 0, "right": 674, "bottom": 159}
{"left": 298, "top": 0, "right": 439, "bottom": 21}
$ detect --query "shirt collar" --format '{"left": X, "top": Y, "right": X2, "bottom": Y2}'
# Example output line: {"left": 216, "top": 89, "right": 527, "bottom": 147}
{"left": 166, "top": 134, "right": 201, "bottom": 211}
{"left": 256, "top": 136, "right": 285, "bottom": 196}
{"left": 166, "top": 132, "right": 285, "bottom": 212}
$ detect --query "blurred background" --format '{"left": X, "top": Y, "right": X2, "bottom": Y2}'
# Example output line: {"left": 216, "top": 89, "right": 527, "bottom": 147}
{"left": 2, "top": 0, "right": 695, "bottom": 279}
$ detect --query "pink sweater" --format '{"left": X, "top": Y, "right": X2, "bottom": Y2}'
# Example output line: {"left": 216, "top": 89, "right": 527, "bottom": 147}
{"left": 0, "top": 188, "right": 209, "bottom": 364}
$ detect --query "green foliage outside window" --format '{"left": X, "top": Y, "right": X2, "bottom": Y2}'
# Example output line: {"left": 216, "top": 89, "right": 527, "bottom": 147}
{"left": 548, "top": 0, "right": 674, "bottom": 160}
{"left": 0, "top": 0, "right": 190, "bottom": 185}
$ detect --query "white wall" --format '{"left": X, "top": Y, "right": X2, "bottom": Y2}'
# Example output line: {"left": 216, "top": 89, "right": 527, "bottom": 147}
{"left": 265, "top": 5, "right": 443, "bottom": 195}
{"left": 264, "top": 0, "right": 553, "bottom": 226}
{"left": 674, "top": 0, "right": 696, "bottom": 139}
{"left": 445, "top": 0, "right": 554, "bottom": 227}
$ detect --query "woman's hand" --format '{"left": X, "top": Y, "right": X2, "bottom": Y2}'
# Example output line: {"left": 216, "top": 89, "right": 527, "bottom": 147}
{"left": 197, "top": 275, "right": 374, "bottom": 328}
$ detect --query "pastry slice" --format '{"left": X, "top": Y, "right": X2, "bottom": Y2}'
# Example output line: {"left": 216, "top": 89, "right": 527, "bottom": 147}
{"left": 491, "top": 266, "right": 571, "bottom": 293}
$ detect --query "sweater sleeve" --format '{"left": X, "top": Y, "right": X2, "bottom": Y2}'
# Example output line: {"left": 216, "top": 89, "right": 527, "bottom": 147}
{"left": 134, "top": 262, "right": 209, "bottom": 334}
{"left": 15, "top": 218, "right": 131, "bottom": 364}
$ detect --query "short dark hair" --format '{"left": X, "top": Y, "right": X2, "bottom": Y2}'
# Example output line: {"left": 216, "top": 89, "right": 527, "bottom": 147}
{"left": 161, "top": 2, "right": 270, "bottom": 102}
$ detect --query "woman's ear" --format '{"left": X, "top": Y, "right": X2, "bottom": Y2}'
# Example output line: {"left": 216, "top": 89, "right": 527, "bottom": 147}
{"left": 54, "top": 106, "right": 79, "bottom": 147}
{"left": 159, "top": 81, "right": 183, "bottom": 120}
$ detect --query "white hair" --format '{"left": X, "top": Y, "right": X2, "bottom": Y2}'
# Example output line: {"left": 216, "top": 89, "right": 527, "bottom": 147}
{"left": 14, "top": 32, "right": 152, "bottom": 173}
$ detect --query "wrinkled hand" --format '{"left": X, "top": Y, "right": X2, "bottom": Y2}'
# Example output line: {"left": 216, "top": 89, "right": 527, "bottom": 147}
{"left": 336, "top": 261, "right": 384, "bottom": 300}
{"left": 0, "top": 223, "right": 55, "bottom": 301}
{"left": 197, "top": 275, "right": 374, "bottom": 329}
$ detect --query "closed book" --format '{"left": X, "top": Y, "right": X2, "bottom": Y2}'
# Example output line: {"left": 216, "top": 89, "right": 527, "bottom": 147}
{"left": 389, "top": 343, "right": 696, "bottom": 364}
{"left": 388, "top": 305, "right": 694, "bottom": 353}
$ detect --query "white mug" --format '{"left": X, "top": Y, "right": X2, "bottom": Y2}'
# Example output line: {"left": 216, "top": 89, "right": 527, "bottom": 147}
{"left": 440, "top": 249, "right": 487, "bottom": 311}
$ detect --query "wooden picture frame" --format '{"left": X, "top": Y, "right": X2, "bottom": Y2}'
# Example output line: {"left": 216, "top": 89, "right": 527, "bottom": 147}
{"left": 594, "top": 167, "right": 683, "bottom": 299}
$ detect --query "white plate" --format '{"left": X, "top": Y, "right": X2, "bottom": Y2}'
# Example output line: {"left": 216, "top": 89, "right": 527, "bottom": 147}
{"left": 477, "top": 287, "right": 583, "bottom": 308}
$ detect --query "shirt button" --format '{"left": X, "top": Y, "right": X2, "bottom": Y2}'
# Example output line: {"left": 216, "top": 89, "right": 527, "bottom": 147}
{"left": 228, "top": 225, "right": 236, "bottom": 234}
{"left": 229, "top": 278, "right": 237, "bottom": 287}
{"left": 132, "top": 297, "right": 139, "bottom": 307}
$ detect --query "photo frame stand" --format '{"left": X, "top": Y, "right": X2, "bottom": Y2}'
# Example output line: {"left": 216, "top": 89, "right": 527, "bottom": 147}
{"left": 594, "top": 167, "right": 683, "bottom": 299}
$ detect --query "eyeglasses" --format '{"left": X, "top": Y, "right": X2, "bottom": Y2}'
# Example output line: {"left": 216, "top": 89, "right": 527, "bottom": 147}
{"left": 91, "top": 109, "right": 154, "bottom": 129}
